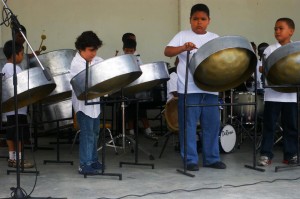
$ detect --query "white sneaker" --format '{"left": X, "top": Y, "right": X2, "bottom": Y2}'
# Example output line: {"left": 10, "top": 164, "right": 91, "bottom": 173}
{"left": 258, "top": 156, "right": 271, "bottom": 166}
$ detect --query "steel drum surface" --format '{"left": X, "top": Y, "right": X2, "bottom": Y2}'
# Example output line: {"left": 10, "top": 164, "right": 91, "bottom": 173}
{"left": 265, "top": 41, "right": 300, "bottom": 92}
{"left": 123, "top": 61, "right": 170, "bottom": 94}
{"left": 30, "top": 49, "right": 76, "bottom": 103}
{"left": 71, "top": 54, "right": 142, "bottom": 100}
{"left": 190, "top": 36, "right": 257, "bottom": 92}
{"left": 42, "top": 99, "right": 73, "bottom": 131}
{"left": 2, "top": 66, "right": 56, "bottom": 113}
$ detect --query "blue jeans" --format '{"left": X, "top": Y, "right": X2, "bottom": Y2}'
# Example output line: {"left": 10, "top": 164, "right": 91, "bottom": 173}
{"left": 76, "top": 111, "right": 100, "bottom": 166}
{"left": 260, "top": 101, "right": 297, "bottom": 160}
{"left": 178, "top": 93, "right": 221, "bottom": 166}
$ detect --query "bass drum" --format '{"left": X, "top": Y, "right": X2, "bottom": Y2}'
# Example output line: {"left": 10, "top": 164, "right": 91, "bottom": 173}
{"left": 219, "top": 124, "right": 236, "bottom": 153}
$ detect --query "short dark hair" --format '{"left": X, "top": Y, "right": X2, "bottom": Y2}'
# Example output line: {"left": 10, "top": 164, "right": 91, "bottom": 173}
{"left": 123, "top": 39, "right": 136, "bottom": 50}
{"left": 257, "top": 42, "right": 269, "bottom": 57}
{"left": 75, "top": 31, "right": 103, "bottom": 51}
{"left": 277, "top": 18, "right": 295, "bottom": 29}
{"left": 3, "top": 40, "right": 24, "bottom": 59}
{"left": 190, "top": 4, "right": 210, "bottom": 18}
{"left": 122, "top": 33, "right": 135, "bottom": 43}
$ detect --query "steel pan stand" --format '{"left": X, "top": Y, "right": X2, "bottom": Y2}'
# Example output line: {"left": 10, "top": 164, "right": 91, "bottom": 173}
{"left": 43, "top": 118, "right": 74, "bottom": 165}
{"left": 81, "top": 61, "right": 122, "bottom": 180}
{"left": 274, "top": 85, "right": 300, "bottom": 172}
{"left": 119, "top": 97, "right": 155, "bottom": 169}
{"left": 244, "top": 63, "right": 265, "bottom": 172}
{"left": 176, "top": 51, "right": 195, "bottom": 177}
{"left": 83, "top": 102, "right": 122, "bottom": 179}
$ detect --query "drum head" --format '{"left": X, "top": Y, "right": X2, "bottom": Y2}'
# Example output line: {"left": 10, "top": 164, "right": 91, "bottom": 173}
{"left": 220, "top": 124, "right": 236, "bottom": 153}
{"left": 164, "top": 97, "right": 178, "bottom": 132}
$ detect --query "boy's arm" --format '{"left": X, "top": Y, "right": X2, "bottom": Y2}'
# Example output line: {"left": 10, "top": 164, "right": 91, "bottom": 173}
{"left": 164, "top": 42, "right": 197, "bottom": 57}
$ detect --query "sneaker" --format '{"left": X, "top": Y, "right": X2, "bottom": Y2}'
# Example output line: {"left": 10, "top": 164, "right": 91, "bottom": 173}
{"left": 283, "top": 155, "right": 298, "bottom": 165}
{"left": 78, "top": 164, "right": 99, "bottom": 175}
{"left": 186, "top": 163, "right": 199, "bottom": 171}
{"left": 258, "top": 156, "right": 271, "bottom": 166}
{"left": 8, "top": 159, "right": 34, "bottom": 169}
{"left": 91, "top": 161, "right": 104, "bottom": 170}
{"left": 205, "top": 161, "right": 226, "bottom": 169}
{"left": 144, "top": 131, "right": 158, "bottom": 141}
{"left": 8, "top": 159, "right": 15, "bottom": 167}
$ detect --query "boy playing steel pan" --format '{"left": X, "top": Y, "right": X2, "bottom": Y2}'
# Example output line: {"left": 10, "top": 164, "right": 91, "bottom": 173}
{"left": 164, "top": 3, "right": 226, "bottom": 171}
{"left": 258, "top": 18, "right": 298, "bottom": 166}
{"left": 70, "top": 31, "right": 104, "bottom": 175}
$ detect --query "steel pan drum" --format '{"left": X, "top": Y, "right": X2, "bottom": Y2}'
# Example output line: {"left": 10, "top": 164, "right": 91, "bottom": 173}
{"left": 190, "top": 36, "right": 257, "bottom": 92}
{"left": 164, "top": 97, "right": 178, "bottom": 132}
{"left": 2, "top": 66, "right": 56, "bottom": 113}
{"left": 42, "top": 99, "right": 73, "bottom": 131}
{"left": 71, "top": 54, "right": 142, "bottom": 100}
{"left": 265, "top": 41, "right": 300, "bottom": 93}
{"left": 123, "top": 61, "right": 170, "bottom": 94}
{"left": 30, "top": 49, "right": 76, "bottom": 103}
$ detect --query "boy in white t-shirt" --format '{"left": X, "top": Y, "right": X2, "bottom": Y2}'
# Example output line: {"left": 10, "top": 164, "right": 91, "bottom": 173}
{"left": 2, "top": 40, "right": 33, "bottom": 168}
{"left": 164, "top": 4, "right": 226, "bottom": 171}
{"left": 258, "top": 18, "right": 298, "bottom": 166}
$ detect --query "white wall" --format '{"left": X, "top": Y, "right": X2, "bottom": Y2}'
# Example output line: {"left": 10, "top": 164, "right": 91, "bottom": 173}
{"left": 1, "top": 0, "right": 179, "bottom": 63}
{"left": 1, "top": 0, "right": 300, "bottom": 63}
{"left": 179, "top": 0, "right": 300, "bottom": 45}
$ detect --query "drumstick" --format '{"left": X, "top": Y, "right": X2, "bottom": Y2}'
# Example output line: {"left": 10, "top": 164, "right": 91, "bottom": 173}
{"left": 115, "top": 50, "right": 119, "bottom": 56}
{"left": 38, "top": 34, "right": 46, "bottom": 52}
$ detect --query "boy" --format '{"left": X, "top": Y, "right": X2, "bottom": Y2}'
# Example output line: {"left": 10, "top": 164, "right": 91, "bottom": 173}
{"left": 122, "top": 39, "right": 157, "bottom": 140}
{"left": 2, "top": 40, "right": 33, "bottom": 168}
{"left": 164, "top": 3, "right": 226, "bottom": 171}
{"left": 258, "top": 18, "right": 298, "bottom": 166}
{"left": 70, "top": 31, "right": 103, "bottom": 175}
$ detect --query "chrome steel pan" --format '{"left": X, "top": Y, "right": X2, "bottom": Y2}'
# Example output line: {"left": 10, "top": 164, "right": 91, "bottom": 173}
{"left": 2, "top": 66, "right": 56, "bottom": 112}
{"left": 265, "top": 41, "right": 300, "bottom": 92}
{"left": 30, "top": 49, "right": 76, "bottom": 103}
{"left": 190, "top": 36, "right": 257, "bottom": 92}
{"left": 42, "top": 99, "right": 73, "bottom": 131}
{"left": 70, "top": 54, "right": 142, "bottom": 100}
{"left": 123, "top": 61, "right": 170, "bottom": 94}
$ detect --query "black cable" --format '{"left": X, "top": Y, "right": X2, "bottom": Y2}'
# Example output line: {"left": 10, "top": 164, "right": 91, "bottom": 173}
{"left": 97, "top": 176, "right": 300, "bottom": 199}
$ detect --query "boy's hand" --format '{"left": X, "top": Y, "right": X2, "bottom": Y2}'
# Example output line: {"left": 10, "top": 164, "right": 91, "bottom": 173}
{"left": 183, "top": 42, "right": 198, "bottom": 51}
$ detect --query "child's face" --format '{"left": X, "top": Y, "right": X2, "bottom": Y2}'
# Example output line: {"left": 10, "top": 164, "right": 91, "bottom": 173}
{"left": 123, "top": 48, "right": 135, "bottom": 55}
{"left": 190, "top": 11, "right": 210, "bottom": 34}
{"left": 79, "top": 47, "right": 98, "bottom": 62}
{"left": 16, "top": 49, "right": 24, "bottom": 64}
{"left": 274, "top": 21, "right": 294, "bottom": 45}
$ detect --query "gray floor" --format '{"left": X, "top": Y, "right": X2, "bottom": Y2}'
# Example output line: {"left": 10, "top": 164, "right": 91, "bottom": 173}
{"left": 0, "top": 132, "right": 300, "bottom": 199}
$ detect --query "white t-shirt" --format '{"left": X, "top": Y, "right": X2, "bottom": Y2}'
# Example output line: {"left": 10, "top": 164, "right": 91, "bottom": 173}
{"left": 70, "top": 52, "right": 103, "bottom": 118}
{"left": 2, "top": 63, "right": 27, "bottom": 115}
{"left": 263, "top": 42, "right": 296, "bottom": 102}
{"left": 166, "top": 29, "right": 219, "bottom": 94}
{"left": 167, "top": 72, "right": 177, "bottom": 102}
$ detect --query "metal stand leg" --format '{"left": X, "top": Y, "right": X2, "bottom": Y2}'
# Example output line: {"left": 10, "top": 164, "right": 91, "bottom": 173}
{"left": 43, "top": 121, "right": 73, "bottom": 165}
{"left": 120, "top": 100, "right": 154, "bottom": 169}
{"left": 84, "top": 103, "right": 122, "bottom": 180}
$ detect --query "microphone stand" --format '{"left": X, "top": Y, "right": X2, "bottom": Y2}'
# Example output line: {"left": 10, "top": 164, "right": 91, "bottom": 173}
{"left": 176, "top": 51, "right": 194, "bottom": 177}
{"left": 0, "top": 1, "right": 65, "bottom": 198}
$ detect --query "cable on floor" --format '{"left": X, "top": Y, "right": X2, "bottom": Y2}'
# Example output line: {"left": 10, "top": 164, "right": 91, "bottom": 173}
{"left": 97, "top": 176, "right": 300, "bottom": 199}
